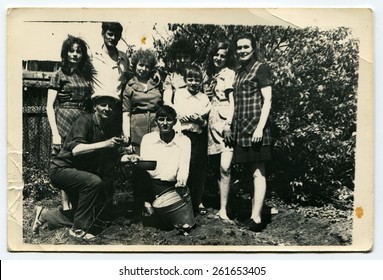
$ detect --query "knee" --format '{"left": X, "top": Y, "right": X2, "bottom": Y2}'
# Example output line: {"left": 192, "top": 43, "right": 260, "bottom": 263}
{"left": 87, "top": 176, "right": 103, "bottom": 191}
{"left": 252, "top": 168, "right": 265, "bottom": 180}
{"left": 220, "top": 166, "right": 231, "bottom": 178}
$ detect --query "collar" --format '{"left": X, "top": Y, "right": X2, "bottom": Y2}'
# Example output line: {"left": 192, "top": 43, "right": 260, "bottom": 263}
{"left": 127, "top": 75, "right": 161, "bottom": 91}
{"left": 185, "top": 90, "right": 204, "bottom": 100}
{"left": 153, "top": 131, "right": 178, "bottom": 146}
{"left": 238, "top": 56, "right": 258, "bottom": 72}
{"left": 92, "top": 113, "right": 102, "bottom": 127}
{"left": 96, "top": 45, "right": 126, "bottom": 62}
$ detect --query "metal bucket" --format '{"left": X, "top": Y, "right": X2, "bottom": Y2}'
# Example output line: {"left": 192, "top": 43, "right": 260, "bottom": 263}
{"left": 152, "top": 187, "right": 195, "bottom": 229}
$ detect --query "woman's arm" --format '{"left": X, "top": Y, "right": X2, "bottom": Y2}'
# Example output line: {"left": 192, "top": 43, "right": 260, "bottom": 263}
{"left": 223, "top": 91, "right": 235, "bottom": 144}
{"left": 122, "top": 112, "right": 131, "bottom": 141}
{"left": 252, "top": 86, "right": 272, "bottom": 143}
{"left": 175, "top": 136, "right": 191, "bottom": 187}
{"left": 46, "top": 89, "right": 61, "bottom": 145}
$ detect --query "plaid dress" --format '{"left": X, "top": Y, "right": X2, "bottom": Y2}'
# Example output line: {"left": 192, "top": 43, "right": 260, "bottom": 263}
{"left": 232, "top": 58, "right": 272, "bottom": 148}
{"left": 49, "top": 69, "right": 93, "bottom": 141}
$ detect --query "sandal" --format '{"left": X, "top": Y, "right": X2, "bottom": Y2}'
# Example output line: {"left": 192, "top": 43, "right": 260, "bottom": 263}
{"left": 217, "top": 212, "right": 235, "bottom": 224}
{"left": 31, "top": 206, "right": 44, "bottom": 235}
{"left": 69, "top": 228, "right": 96, "bottom": 241}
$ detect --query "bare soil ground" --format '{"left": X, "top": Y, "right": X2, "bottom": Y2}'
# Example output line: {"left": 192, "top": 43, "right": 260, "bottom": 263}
{"left": 23, "top": 192, "right": 353, "bottom": 249}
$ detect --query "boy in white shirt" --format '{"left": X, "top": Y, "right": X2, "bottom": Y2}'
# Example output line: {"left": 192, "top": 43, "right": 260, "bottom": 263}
{"left": 172, "top": 65, "right": 211, "bottom": 215}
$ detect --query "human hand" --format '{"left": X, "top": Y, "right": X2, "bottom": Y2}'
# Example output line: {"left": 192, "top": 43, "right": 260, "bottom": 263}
{"left": 223, "top": 126, "right": 233, "bottom": 147}
{"left": 120, "top": 154, "right": 141, "bottom": 163}
{"left": 175, "top": 179, "right": 187, "bottom": 188}
{"left": 190, "top": 114, "right": 205, "bottom": 126}
{"left": 51, "top": 144, "right": 62, "bottom": 156}
{"left": 251, "top": 128, "right": 263, "bottom": 143}
{"left": 121, "top": 135, "right": 131, "bottom": 147}
{"left": 104, "top": 137, "right": 123, "bottom": 148}
{"left": 52, "top": 134, "right": 62, "bottom": 145}
{"left": 179, "top": 115, "right": 190, "bottom": 123}
{"left": 202, "top": 83, "right": 214, "bottom": 100}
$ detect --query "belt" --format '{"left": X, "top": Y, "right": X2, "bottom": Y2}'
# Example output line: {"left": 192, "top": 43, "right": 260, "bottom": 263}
{"left": 59, "top": 101, "right": 88, "bottom": 110}
{"left": 131, "top": 109, "right": 156, "bottom": 114}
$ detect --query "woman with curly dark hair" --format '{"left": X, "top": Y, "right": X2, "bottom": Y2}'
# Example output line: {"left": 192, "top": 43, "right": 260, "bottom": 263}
{"left": 47, "top": 35, "right": 94, "bottom": 151}
{"left": 46, "top": 35, "right": 95, "bottom": 210}
{"left": 122, "top": 48, "right": 163, "bottom": 155}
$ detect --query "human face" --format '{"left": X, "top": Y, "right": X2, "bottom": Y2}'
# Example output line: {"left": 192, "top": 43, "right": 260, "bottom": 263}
{"left": 103, "top": 30, "right": 120, "bottom": 48}
{"left": 236, "top": 38, "right": 254, "bottom": 63}
{"left": 175, "top": 52, "right": 191, "bottom": 71}
{"left": 135, "top": 60, "right": 151, "bottom": 80}
{"left": 67, "top": 43, "right": 83, "bottom": 65}
{"left": 213, "top": 48, "right": 228, "bottom": 70}
{"left": 186, "top": 76, "right": 202, "bottom": 95}
{"left": 93, "top": 98, "right": 116, "bottom": 120}
{"left": 156, "top": 116, "right": 176, "bottom": 134}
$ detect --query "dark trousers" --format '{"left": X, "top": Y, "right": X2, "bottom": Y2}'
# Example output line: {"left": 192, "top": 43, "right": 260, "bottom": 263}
{"left": 130, "top": 166, "right": 175, "bottom": 212}
{"left": 49, "top": 166, "right": 108, "bottom": 231}
{"left": 183, "top": 130, "right": 208, "bottom": 212}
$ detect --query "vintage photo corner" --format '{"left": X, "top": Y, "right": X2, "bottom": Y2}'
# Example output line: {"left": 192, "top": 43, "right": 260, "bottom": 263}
{"left": 6, "top": 8, "right": 373, "bottom": 252}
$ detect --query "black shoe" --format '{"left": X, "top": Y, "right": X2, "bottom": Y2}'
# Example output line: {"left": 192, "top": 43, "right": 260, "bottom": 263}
{"left": 247, "top": 219, "right": 265, "bottom": 232}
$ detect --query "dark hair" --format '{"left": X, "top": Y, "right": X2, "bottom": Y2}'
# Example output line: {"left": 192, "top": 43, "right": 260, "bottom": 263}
{"left": 156, "top": 105, "right": 177, "bottom": 120}
{"left": 234, "top": 32, "right": 258, "bottom": 60}
{"left": 169, "top": 37, "right": 195, "bottom": 61}
{"left": 183, "top": 65, "right": 203, "bottom": 81}
{"left": 101, "top": 22, "right": 123, "bottom": 38}
{"left": 205, "top": 41, "right": 233, "bottom": 78}
{"left": 131, "top": 48, "right": 158, "bottom": 72}
{"left": 60, "top": 35, "right": 94, "bottom": 82}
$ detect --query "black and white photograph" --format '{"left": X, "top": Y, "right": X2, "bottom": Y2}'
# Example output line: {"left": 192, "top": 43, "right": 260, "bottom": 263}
{"left": 7, "top": 8, "right": 373, "bottom": 252}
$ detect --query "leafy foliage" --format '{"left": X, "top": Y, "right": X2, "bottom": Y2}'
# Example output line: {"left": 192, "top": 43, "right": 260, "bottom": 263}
{"left": 22, "top": 156, "right": 58, "bottom": 201}
{"left": 153, "top": 24, "right": 358, "bottom": 205}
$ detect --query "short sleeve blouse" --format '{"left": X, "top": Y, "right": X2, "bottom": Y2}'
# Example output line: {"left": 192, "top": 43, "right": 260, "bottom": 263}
{"left": 232, "top": 58, "right": 273, "bottom": 147}
{"left": 49, "top": 68, "right": 92, "bottom": 102}
{"left": 122, "top": 76, "right": 163, "bottom": 113}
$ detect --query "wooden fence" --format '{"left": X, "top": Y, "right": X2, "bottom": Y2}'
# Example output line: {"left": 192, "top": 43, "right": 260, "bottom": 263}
{"left": 23, "top": 60, "right": 59, "bottom": 171}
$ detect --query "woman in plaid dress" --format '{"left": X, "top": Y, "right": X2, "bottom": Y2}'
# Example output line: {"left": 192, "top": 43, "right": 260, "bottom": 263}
{"left": 46, "top": 35, "right": 94, "bottom": 210}
{"left": 231, "top": 33, "right": 273, "bottom": 232}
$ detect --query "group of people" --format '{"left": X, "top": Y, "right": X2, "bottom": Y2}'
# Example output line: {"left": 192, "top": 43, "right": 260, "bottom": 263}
{"left": 31, "top": 22, "right": 273, "bottom": 240}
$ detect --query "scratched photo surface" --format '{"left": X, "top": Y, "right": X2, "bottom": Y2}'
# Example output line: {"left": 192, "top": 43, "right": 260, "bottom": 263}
{"left": 7, "top": 8, "right": 373, "bottom": 252}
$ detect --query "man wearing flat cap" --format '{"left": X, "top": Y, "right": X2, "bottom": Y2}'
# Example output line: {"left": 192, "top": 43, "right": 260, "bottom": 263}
{"left": 31, "top": 92, "right": 124, "bottom": 240}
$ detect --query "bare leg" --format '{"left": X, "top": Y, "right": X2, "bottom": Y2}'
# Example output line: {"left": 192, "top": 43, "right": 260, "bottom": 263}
{"left": 249, "top": 162, "right": 266, "bottom": 223}
{"left": 218, "top": 151, "right": 233, "bottom": 220}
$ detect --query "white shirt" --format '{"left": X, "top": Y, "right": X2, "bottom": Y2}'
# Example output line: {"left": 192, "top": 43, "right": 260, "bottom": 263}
{"left": 92, "top": 45, "right": 129, "bottom": 98}
{"left": 172, "top": 88, "right": 211, "bottom": 134}
{"left": 141, "top": 131, "right": 191, "bottom": 183}
{"left": 163, "top": 72, "right": 187, "bottom": 106}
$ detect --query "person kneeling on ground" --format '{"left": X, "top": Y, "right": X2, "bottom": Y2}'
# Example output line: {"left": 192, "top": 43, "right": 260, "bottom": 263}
{"left": 32, "top": 92, "right": 126, "bottom": 240}
{"left": 121, "top": 105, "right": 191, "bottom": 223}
